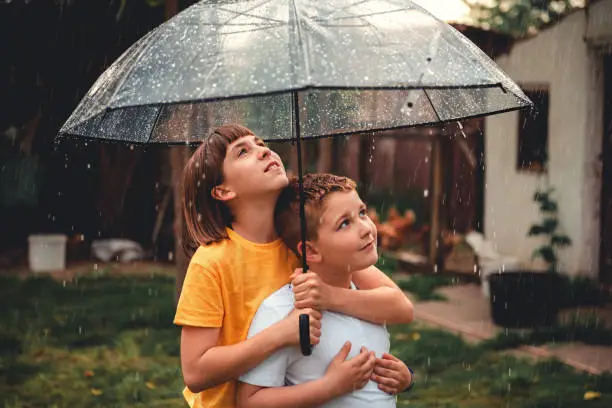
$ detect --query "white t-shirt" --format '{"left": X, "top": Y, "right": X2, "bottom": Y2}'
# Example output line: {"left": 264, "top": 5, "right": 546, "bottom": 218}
{"left": 239, "top": 283, "right": 396, "bottom": 408}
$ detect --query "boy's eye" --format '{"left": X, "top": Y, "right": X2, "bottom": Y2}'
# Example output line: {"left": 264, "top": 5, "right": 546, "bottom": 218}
{"left": 238, "top": 148, "right": 248, "bottom": 157}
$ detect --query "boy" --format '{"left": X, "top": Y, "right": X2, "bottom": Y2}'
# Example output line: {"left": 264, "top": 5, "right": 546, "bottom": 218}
{"left": 237, "top": 173, "right": 413, "bottom": 408}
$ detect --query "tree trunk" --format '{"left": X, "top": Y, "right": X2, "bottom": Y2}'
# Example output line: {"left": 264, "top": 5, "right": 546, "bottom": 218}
{"left": 171, "top": 147, "right": 189, "bottom": 303}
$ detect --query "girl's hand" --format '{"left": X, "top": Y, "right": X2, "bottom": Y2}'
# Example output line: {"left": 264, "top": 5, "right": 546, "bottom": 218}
{"left": 371, "top": 353, "right": 413, "bottom": 395}
{"left": 277, "top": 307, "right": 322, "bottom": 347}
{"left": 291, "top": 269, "right": 333, "bottom": 310}
{"left": 324, "top": 342, "right": 377, "bottom": 396}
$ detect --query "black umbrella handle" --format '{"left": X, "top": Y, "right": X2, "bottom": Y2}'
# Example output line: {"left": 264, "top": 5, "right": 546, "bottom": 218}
{"left": 299, "top": 314, "right": 312, "bottom": 356}
{"left": 293, "top": 92, "right": 313, "bottom": 357}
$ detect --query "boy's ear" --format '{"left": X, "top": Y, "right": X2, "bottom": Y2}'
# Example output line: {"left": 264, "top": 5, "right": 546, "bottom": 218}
{"left": 211, "top": 185, "right": 236, "bottom": 202}
{"left": 297, "top": 241, "right": 322, "bottom": 264}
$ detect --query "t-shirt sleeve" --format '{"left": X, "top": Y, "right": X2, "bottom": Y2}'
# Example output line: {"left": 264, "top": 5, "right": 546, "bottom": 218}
{"left": 238, "top": 302, "right": 290, "bottom": 387}
{"left": 174, "top": 261, "right": 224, "bottom": 327}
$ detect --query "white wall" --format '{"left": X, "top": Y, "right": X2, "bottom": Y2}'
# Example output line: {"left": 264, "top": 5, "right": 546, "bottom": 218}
{"left": 484, "top": 10, "right": 604, "bottom": 278}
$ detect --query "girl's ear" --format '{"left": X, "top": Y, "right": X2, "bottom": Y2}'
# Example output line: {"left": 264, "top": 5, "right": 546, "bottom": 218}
{"left": 211, "top": 185, "right": 236, "bottom": 202}
{"left": 297, "top": 241, "right": 322, "bottom": 264}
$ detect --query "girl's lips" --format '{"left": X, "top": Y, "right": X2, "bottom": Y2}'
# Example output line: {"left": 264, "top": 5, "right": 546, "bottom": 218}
{"left": 264, "top": 161, "right": 280, "bottom": 172}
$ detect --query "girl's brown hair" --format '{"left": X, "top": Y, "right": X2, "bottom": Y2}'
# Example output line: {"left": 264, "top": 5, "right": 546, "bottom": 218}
{"left": 182, "top": 124, "right": 254, "bottom": 256}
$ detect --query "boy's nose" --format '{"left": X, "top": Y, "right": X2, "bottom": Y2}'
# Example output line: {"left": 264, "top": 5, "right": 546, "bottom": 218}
{"left": 359, "top": 219, "right": 374, "bottom": 238}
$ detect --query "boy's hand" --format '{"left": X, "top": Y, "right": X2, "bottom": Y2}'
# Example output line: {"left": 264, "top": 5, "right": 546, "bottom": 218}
{"left": 278, "top": 307, "right": 322, "bottom": 347}
{"left": 371, "top": 353, "right": 412, "bottom": 395}
{"left": 291, "top": 269, "right": 332, "bottom": 310}
{"left": 324, "top": 342, "right": 376, "bottom": 397}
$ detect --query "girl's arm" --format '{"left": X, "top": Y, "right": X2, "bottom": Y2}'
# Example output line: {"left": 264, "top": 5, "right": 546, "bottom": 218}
{"left": 181, "top": 308, "right": 321, "bottom": 393}
{"left": 237, "top": 380, "right": 338, "bottom": 408}
{"left": 292, "top": 265, "right": 414, "bottom": 325}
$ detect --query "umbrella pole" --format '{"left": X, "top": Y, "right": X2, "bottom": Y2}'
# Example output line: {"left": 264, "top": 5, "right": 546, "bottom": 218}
{"left": 293, "top": 92, "right": 313, "bottom": 357}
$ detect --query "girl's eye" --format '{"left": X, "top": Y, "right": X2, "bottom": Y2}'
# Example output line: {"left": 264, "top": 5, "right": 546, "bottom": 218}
{"left": 338, "top": 219, "right": 349, "bottom": 230}
{"left": 359, "top": 209, "right": 367, "bottom": 218}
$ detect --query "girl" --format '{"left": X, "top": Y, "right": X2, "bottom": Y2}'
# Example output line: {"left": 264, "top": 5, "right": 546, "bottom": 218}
{"left": 174, "top": 124, "right": 414, "bottom": 408}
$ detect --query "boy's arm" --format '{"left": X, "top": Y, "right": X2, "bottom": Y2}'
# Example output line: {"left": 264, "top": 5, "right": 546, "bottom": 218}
{"left": 292, "top": 265, "right": 414, "bottom": 325}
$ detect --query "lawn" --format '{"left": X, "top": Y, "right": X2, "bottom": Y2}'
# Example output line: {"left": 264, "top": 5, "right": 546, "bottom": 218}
{"left": 1, "top": 267, "right": 610, "bottom": 407}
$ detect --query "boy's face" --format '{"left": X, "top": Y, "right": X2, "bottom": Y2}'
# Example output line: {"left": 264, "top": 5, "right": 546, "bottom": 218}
{"left": 309, "top": 190, "right": 378, "bottom": 273}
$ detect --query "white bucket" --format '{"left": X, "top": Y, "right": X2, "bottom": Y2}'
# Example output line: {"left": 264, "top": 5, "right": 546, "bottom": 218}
{"left": 28, "top": 234, "right": 68, "bottom": 273}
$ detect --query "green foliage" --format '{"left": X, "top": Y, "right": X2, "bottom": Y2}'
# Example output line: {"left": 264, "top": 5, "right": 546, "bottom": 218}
{"left": 467, "top": 0, "right": 581, "bottom": 38}
{"left": 376, "top": 253, "right": 399, "bottom": 277}
{"left": 482, "top": 314, "right": 612, "bottom": 350}
{"left": 395, "top": 274, "right": 457, "bottom": 301}
{"left": 527, "top": 187, "right": 571, "bottom": 273}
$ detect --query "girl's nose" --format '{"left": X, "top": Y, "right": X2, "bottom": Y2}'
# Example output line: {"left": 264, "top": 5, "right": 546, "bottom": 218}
{"left": 258, "top": 146, "right": 271, "bottom": 160}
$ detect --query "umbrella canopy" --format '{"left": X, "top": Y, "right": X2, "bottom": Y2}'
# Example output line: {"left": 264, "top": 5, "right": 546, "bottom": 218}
{"left": 58, "top": 0, "right": 531, "bottom": 144}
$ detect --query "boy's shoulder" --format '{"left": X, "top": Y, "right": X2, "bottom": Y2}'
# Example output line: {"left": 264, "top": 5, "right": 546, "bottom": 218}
{"left": 247, "top": 284, "right": 295, "bottom": 336}
{"left": 259, "top": 284, "right": 295, "bottom": 313}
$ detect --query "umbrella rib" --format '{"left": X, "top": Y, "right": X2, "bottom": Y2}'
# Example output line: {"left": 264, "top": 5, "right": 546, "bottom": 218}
{"left": 318, "top": 7, "right": 411, "bottom": 23}
{"left": 102, "top": 29, "right": 162, "bottom": 117}
{"left": 423, "top": 89, "right": 443, "bottom": 123}
{"left": 216, "top": 0, "right": 284, "bottom": 26}
{"left": 218, "top": 23, "right": 285, "bottom": 36}
{"left": 317, "top": 0, "right": 372, "bottom": 22}
{"left": 290, "top": 0, "right": 310, "bottom": 84}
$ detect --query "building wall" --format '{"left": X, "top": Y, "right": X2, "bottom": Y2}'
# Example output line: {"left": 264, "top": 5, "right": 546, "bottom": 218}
{"left": 484, "top": 10, "right": 604, "bottom": 278}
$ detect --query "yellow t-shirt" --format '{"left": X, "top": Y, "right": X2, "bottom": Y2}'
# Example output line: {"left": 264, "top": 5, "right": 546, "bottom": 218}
{"left": 174, "top": 228, "right": 298, "bottom": 408}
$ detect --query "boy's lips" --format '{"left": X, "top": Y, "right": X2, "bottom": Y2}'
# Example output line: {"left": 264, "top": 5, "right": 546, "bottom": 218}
{"left": 360, "top": 240, "right": 375, "bottom": 251}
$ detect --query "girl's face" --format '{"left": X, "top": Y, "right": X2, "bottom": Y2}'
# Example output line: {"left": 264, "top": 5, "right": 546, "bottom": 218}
{"left": 217, "top": 135, "right": 289, "bottom": 200}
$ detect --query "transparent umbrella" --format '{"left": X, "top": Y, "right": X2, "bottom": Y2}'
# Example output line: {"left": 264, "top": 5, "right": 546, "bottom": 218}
{"left": 57, "top": 0, "right": 533, "bottom": 355}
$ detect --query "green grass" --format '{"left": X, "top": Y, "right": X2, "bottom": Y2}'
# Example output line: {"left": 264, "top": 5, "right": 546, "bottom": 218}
{"left": 395, "top": 274, "right": 457, "bottom": 301}
{"left": 0, "top": 272, "right": 185, "bottom": 408}
{"left": 2, "top": 270, "right": 611, "bottom": 407}
{"left": 391, "top": 323, "right": 612, "bottom": 407}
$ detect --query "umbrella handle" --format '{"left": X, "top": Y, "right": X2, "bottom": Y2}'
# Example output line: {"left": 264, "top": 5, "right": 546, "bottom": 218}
{"left": 299, "top": 314, "right": 312, "bottom": 356}
{"left": 292, "top": 91, "right": 312, "bottom": 356}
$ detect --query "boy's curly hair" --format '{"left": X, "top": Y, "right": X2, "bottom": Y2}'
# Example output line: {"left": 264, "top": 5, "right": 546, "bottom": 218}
{"left": 275, "top": 173, "right": 356, "bottom": 256}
